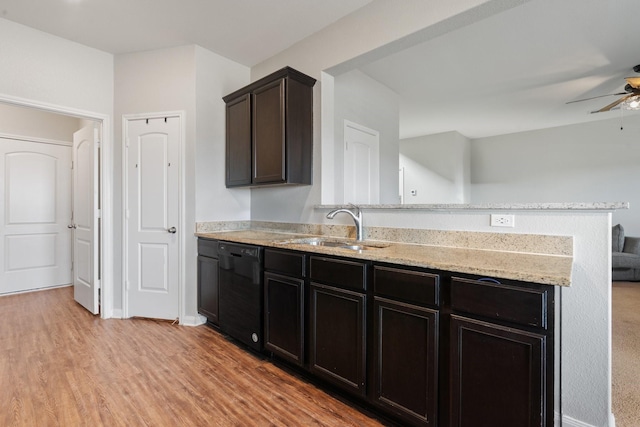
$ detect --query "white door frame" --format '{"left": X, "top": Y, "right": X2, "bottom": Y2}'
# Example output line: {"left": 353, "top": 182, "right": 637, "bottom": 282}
{"left": 122, "top": 111, "right": 185, "bottom": 323}
{"left": 0, "top": 93, "right": 113, "bottom": 319}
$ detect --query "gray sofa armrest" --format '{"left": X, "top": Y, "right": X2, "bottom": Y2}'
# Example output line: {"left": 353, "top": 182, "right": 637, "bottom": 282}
{"left": 623, "top": 236, "right": 640, "bottom": 255}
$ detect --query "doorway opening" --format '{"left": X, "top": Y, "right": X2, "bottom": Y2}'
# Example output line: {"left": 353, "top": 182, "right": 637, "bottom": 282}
{"left": 0, "top": 95, "right": 112, "bottom": 318}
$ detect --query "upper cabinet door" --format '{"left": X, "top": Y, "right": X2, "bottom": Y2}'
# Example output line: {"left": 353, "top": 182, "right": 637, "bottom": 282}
{"left": 252, "top": 78, "right": 286, "bottom": 184}
{"left": 225, "top": 93, "right": 252, "bottom": 187}
{"left": 223, "top": 67, "right": 316, "bottom": 188}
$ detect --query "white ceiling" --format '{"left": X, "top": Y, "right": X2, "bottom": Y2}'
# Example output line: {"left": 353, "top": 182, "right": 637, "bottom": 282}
{"left": 0, "top": 0, "right": 371, "bottom": 66}
{"left": 355, "top": 0, "right": 640, "bottom": 139}
{"left": 2, "top": 0, "right": 638, "bottom": 140}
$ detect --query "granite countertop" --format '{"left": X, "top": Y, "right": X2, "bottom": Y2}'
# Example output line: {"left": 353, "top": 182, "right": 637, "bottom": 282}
{"left": 195, "top": 230, "right": 572, "bottom": 287}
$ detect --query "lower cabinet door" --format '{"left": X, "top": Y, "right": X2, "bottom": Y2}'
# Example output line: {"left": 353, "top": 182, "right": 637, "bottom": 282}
{"left": 450, "top": 315, "right": 547, "bottom": 427}
{"left": 197, "top": 255, "right": 219, "bottom": 325}
{"left": 310, "top": 282, "right": 366, "bottom": 397}
{"left": 264, "top": 272, "right": 304, "bottom": 366}
{"left": 374, "top": 297, "right": 439, "bottom": 426}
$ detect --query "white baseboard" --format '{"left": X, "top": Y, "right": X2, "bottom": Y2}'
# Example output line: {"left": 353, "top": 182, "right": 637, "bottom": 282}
{"left": 110, "top": 309, "right": 123, "bottom": 319}
{"left": 180, "top": 314, "right": 207, "bottom": 326}
{"left": 559, "top": 413, "right": 615, "bottom": 427}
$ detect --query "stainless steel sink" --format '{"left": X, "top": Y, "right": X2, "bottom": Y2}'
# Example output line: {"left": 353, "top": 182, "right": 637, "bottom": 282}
{"left": 280, "top": 237, "right": 389, "bottom": 251}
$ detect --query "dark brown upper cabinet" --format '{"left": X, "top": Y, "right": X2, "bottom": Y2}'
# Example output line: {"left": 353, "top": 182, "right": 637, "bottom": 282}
{"left": 223, "top": 67, "right": 316, "bottom": 187}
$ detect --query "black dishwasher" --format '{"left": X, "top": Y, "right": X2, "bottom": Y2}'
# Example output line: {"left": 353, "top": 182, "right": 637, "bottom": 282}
{"left": 218, "top": 242, "right": 264, "bottom": 351}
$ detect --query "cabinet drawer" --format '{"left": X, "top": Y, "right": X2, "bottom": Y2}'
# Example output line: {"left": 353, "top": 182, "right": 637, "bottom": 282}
{"left": 265, "top": 249, "right": 305, "bottom": 277}
{"left": 450, "top": 277, "right": 550, "bottom": 329}
{"left": 309, "top": 256, "right": 367, "bottom": 292}
{"left": 374, "top": 265, "right": 439, "bottom": 307}
{"left": 198, "top": 238, "right": 219, "bottom": 258}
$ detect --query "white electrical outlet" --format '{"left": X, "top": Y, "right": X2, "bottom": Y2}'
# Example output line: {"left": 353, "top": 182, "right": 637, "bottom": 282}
{"left": 490, "top": 214, "right": 515, "bottom": 227}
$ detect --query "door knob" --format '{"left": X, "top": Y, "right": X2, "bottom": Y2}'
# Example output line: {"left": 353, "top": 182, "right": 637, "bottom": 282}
{"left": 168, "top": 227, "right": 177, "bottom": 234}
{"left": 68, "top": 224, "right": 76, "bottom": 229}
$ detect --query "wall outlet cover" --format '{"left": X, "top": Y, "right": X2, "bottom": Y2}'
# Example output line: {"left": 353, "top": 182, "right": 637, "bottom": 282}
{"left": 490, "top": 214, "right": 515, "bottom": 227}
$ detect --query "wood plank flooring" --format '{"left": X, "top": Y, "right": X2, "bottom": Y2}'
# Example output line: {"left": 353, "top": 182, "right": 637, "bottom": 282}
{"left": 0, "top": 287, "right": 386, "bottom": 427}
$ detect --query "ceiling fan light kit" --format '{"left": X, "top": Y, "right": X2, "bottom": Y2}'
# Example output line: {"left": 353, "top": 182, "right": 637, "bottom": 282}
{"left": 623, "top": 95, "right": 640, "bottom": 110}
{"left": 568, "top": 64, "right": 640, "bottom": 113}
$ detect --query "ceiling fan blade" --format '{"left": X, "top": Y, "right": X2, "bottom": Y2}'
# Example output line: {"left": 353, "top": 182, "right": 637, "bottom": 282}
{"left": 590, "top": 94, "right": 633, "bottom": 114}
{"left": 566, "top": 92, "right": 628, "bottom": 104}
{"left": 625, "top": 77, "right": 640, "bottom": 89}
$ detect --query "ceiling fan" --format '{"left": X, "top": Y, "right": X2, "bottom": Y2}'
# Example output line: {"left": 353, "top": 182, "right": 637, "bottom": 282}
{"left": 567, "top": 64, "right": 640, "bottom": 113}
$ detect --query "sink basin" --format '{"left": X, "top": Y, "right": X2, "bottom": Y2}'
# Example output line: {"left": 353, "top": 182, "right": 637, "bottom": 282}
{"left": 280, "top": 237, "right": 389, "bottom": 251}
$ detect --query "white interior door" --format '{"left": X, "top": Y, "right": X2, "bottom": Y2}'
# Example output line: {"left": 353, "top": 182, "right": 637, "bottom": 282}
{"left": 126, "top": 116, "right": 180, "bottom": 320}
{"left": 0, "top": 138, "right": 72, "bottom": 294}
{"left": 72, "top": 125, "right": 100, "bottom": 314}
{"left": 344, "top": 120, "right": 380, "bottom": 204}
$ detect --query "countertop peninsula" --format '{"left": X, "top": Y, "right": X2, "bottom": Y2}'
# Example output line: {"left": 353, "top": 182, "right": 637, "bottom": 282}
{"left": 195, "top": 229, "right": 573, "bottom": 287}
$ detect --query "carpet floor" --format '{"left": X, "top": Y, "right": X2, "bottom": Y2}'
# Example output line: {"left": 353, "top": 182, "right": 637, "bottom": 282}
{"left": 612, "top": 281, "right": 640, "bottom": 427}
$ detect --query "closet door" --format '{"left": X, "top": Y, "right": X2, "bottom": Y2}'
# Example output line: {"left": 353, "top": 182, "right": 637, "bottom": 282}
{"left": 0, "top": 138, "right": 72, "bottom": 294}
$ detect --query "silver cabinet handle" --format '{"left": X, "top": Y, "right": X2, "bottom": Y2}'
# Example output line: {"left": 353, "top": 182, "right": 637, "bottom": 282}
{"left": 168, "top": 227, "right": 177, "bottom": 234}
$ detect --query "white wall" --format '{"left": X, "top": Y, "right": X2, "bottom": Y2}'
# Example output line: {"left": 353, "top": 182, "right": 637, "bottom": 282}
{"left": 471, "top": 114, "right": 640, "bottom": 235}
{"left": 249, "top": 0, "right": 522, "bottom": 224}
{"left": 400, "top": 131, "right": 470, "bottom": 203}
{"left": 195, "top": 46, "right": 251, "bottom": 222}
{"left": 0, "top": 17, "right": 114, "bottom": 315}
{"left": 114, "top": 45, "right": 197, "bottom": 318}
{"left": 249, "top": 0, "right": 616, "bottom": 425}
{"left": 114, "top": 45, "right": 251, "bottom": 322}
{"left": 0, "top": 18, "right": 113, "bottom": 115}
{"left": 334, "top": 69, "right": 400, "bottom": 204}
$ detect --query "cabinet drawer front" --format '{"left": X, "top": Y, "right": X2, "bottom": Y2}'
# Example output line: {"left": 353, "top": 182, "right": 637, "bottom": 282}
{"left": 309, "top": 256, "right": 367, "bottom": 291}
{"left": 197, "top": 238, "right": 219, "bottom": 258}
{"left": 374, "top": 266, "right": 439, "bottom": 307}
{"left": 264, "top": 249, "right": 305, "bottom": 277}
{"left": 451, "top": 277, "right": 549, "bottom": 329}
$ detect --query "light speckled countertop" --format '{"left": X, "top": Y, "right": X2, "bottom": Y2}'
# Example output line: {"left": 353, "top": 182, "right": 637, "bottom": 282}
{"left": 195, "top": 229, "right": 572, "bottom": 287}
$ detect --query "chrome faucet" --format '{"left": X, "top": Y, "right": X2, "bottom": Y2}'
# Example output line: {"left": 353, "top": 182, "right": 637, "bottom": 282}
{"left": 326, "top": 204, "right": 364, "bottom": 242}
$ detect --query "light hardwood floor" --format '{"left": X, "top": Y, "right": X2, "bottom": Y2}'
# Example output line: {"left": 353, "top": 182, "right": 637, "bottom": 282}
{"left": 0, "top": 286, "right": 387, "bottom": 427}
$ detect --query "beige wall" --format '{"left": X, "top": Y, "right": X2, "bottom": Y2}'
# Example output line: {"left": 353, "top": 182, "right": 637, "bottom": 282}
{"left": 0, "top": 103, "right": 84, "bottom": 142}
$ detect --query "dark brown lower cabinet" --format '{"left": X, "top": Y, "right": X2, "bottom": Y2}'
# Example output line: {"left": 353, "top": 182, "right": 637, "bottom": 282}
{"left": 374, "top": 297, "right": 439, "bottom": 426}
{"left": 310, "top": 282, "right": 366, "bottom": 397}
{"left": 197, "top": 239, "right": 220, "bottom": 325}
{"left": 264, "top": 272, "right": 304, "bottom": 366}
{"left": 449, "top": 315, "right": 547, "bottom": 427}
{"left": 448, "top": 275, "right": 554, "bottom": 427}
{"left": 200, "top": 243, "right": 556, "bottom": 427}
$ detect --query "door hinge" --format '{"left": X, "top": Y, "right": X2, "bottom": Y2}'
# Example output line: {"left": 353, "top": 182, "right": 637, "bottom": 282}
{"left": 96, "top": 279, "right": 101, "bottom": 290}
{"left": 93, "top": 127, "right": 100, "bottom": 143}
{"left": 125, "top": 280, "right": 130, "bottom": 291}
{"left": 71, "top": 161, "right": 74, "bottom": 170}
{"left": 96, "top": 209, "right": 101, "bottom": 219}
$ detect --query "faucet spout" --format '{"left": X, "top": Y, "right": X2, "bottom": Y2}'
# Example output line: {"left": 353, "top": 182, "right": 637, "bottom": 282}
{"left": 326, "top": 205, "right": 364, "bottom": 241}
